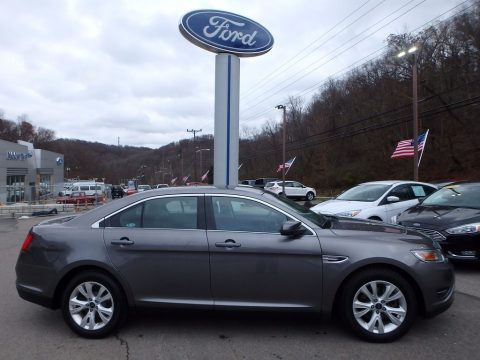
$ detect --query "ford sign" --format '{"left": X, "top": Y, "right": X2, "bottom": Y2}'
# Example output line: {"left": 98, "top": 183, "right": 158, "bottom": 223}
{"left": 179, "top": 10, "right": 274, "bottom": 57}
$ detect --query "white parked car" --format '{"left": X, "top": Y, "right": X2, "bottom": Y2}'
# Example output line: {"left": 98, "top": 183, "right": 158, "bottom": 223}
{"left": 310, "top": 180, "right": 437, "bottom": 223}
{"left": 264, "top": 180, "right": 316, "bottom": 201}
{"left": 137, "top": 185, "right": 152, "bottom": 192}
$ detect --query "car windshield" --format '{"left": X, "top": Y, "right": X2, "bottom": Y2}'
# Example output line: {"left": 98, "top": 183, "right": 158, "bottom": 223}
{"left": 263, "top": 192, "right": 330, "bottom": 228}
{"left": 336, "top": 184, "right": 391, "bottom": 202}
{"left": 422, "top": 183, "right": 480, "bottom": 209}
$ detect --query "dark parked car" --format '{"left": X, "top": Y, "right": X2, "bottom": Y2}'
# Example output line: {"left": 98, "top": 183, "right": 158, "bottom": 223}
{"left": 254, "top": 177, "right": 278, "bottom": 189}
{"left": 394, "top": 181, "right": 480, "bottom": 261}
{"left": 111, "top": 185, "right": 124, "bottom": 199}
{"left": 240, "top": 179, "right": 256, "bottom": 186}
{"left": 16, "top": 186, "right": 454, "bottom": 341}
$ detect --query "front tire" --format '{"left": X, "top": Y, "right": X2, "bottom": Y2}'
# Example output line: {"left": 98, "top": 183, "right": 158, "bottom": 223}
{"left": 340, "top": 268, "right": 417, "bottom": 342}
{"left": 61, "top": 271, "right": 126, "bottom": 338}
{"left": 306, "top": 192, "right": 315, "bottom": 201}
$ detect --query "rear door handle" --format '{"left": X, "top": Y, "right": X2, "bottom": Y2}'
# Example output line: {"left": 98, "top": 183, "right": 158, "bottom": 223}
{"left": 111, "top": 237, "right": 135, "bottom": 246}
{"left": 215, "top": 239, "right": 241, "bottom": 248}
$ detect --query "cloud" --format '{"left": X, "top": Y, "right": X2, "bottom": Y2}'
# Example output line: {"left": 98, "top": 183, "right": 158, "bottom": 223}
{"left": 0, "top": 0, "right": 466, "bottom": 147}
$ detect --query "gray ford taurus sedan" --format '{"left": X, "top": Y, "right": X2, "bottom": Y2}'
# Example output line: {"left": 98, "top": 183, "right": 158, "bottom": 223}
{"left": 16, "top": 186, "right": 454, "bottom": 342}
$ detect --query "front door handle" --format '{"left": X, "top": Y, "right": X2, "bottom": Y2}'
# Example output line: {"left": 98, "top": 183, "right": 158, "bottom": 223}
{"left": 111, "top": 237, "right": 135, "bottom": 246}
{"left": 215, "top": 239, "right": 241, "bottom": 248}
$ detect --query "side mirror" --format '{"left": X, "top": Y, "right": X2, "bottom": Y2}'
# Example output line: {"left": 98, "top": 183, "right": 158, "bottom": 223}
{"left": 280, "top": 220, "right": 306, "bottom": 237}
{"left": 387, "top": 196, "right": 400, "bottom": 203}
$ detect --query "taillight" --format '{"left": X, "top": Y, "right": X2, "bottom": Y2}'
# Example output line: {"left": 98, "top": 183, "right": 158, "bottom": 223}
{"left": 21, "top": 232, "right": 34, "bottom": 251}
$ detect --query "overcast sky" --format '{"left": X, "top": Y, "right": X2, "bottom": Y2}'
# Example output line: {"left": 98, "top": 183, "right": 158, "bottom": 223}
{"left": 0, "top": 0, "right": 469, "bottom": 148}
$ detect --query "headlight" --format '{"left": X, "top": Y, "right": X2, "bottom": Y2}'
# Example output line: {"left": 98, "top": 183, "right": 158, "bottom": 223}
{"left": 336, "top": 210, "right": 361, "bottom": 217}
{"left": 445, "top": 223, "right": 480, "bottom": 235}
{"left": 411, "top": 249, "right": 445, "bottom": 262}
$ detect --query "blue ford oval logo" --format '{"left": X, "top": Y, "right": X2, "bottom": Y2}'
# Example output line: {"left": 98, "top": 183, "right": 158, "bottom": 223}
{"left": 179, "top": 10, "right": 274, "bottom": 57}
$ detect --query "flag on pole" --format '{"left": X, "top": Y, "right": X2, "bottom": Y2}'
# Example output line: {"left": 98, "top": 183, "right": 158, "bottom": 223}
{"left": 201, "top": 170, "right": 209, "bottom": 182}
{"left": 391, "top": 131, "right": 428, "bottom": 159}
{"left": 170, "top": 177, "right": 177, "bottom": 185}
{"left": 182, "top": 175, "right": 190, "bottom": 183}
{"left": 238, "top": 163, "right": 243, "bottom": 170}
{"left": 277, "top": 157, "right": 296, "bottom": 173}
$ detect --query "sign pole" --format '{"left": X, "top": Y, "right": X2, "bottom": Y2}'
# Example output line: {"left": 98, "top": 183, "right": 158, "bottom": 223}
{"left": 214, "top": 54, "right": 240, "bottom": 188}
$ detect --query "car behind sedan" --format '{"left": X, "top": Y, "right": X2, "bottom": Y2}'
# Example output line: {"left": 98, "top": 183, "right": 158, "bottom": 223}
{"left": 311, "top": 180, "right": 437, "bottom": 223}
{"left": 16, "top": 186, "right": 453, "bottom": 342}
{"left": 394, "top": 181, "right": 480, "bottom": 261}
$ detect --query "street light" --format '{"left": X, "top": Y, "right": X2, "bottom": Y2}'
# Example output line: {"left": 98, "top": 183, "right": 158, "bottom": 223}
{"left": 196, "top": 148, "right": 211, "bottom": 181}
{"left": 398, "top": 45, "right": 419, "bottom": 181}
{"left": 275, "top": 104, "right": 286, "bottom": 196}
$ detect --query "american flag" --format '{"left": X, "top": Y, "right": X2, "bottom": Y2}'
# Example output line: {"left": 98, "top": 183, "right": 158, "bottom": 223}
{"left": 170, "top": 177, "right": 177, "bottom": 185}
{"left": 391, "top": 132, "right": 428, "bottom": 159}
{"left": 182, "top": 175, "right": 190, "bottom": 183}
{"left": 276, "top": 157, "right": 296, "bottom": 173}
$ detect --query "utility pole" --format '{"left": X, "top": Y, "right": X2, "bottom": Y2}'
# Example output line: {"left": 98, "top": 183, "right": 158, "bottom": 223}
{"left": 187, "top": 128, "right": 202, "bottom": 181}
{"left": 276, "top": 105, "right": 286, "bottom": 196}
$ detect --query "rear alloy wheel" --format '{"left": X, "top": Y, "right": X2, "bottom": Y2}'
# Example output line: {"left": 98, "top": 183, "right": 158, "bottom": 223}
{"left": 341, "top": 269, "right": 417, "bottom": 342}
{"left": 306, "top": 192, "right": 315, "bottom": 201}
{"left": 62, "top": 271, "right": 126, "bottom": 338}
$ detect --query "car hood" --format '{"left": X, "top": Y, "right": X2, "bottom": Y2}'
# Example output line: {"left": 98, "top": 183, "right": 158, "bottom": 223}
{"left": 328, "top": 217, "right": 433, "bottom": 247}
{"left": 312, "top": 199, "right": 376, "bottom": 214}
{"left": 398, "top": 205, "right": 480, "bottom": 229}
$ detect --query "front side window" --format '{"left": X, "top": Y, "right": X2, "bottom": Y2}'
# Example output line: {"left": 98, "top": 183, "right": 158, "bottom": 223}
{"left": 388, "top": 185, "right": 412, "bottom": 202}
{"left": 211, "top": 196, "right": 287, "bottom": 233}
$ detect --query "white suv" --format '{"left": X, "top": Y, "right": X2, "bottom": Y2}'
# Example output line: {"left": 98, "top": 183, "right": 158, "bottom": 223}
{"left": 264, "top": 181, "right": 316, "bottom": 201}
{"left": 310, "top": 180, "right": 437, "bottom": 223}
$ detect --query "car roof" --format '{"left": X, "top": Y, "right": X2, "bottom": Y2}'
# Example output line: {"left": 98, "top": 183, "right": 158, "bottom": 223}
{"left": 64, "top": 186, "right": 275, "bottom": 225}
{"left": 357, "top": 180, "right": 436, "bottom": 187}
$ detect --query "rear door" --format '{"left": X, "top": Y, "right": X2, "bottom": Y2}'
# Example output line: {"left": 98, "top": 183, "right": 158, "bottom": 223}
{"left": 103, "top": 195, "right": 212, "bottom": 307}
{"left": 206, "top": 195, "right": 323, "bottom": 309}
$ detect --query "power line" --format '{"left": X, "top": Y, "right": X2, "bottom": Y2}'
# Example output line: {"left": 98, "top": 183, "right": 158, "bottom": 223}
{"left": 240, "top": 93, "right": 480, "bottom": 161}
{"left": 241, "top": 0, "right": 381, "bottom": 99}
{"left": 240, "top": 0, "right": 472, "bottom": 124}
{"left": 241, "top": 0, "right": 426, "bottom": 113}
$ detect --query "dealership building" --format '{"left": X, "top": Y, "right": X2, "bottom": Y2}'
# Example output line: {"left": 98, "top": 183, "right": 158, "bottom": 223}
{"left": 0, "top": 139, "right": 64, "bottom": 204}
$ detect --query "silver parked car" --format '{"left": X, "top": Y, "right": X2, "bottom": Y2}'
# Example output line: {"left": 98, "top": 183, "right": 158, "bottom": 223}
{"left": 16, "top": 186, "right": 454, "bottom": 341}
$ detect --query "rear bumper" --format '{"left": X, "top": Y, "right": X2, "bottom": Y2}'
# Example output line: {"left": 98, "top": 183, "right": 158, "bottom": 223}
{"left": 16, "top": 283, "right": 56, "bottom": 309}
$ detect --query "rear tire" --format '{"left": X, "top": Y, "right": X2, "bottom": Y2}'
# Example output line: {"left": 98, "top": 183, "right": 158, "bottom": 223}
{"left": 61, "top": 271, "right": 126, "bottom": 338}
{"left": 340, "top": 268, "right": 417, "bottom": 342}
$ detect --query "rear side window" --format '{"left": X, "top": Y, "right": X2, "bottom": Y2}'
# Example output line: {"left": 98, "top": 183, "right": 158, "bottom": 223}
{"left": 80, "top": 185, "right": 89, "bottom": 191}
{"left": 106, "top": 203, "right": 143, "bottom": 228}
{"left": 105, "top": 197, "right": 198, "bottom": 230}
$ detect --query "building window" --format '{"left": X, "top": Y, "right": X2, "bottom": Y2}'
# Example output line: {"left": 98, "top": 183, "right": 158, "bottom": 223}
{"left": 7, "top": 175, "right": 25, "bottom": 203}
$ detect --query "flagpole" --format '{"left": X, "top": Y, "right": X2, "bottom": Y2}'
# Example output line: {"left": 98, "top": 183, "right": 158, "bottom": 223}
{"left": 418, "top": 129, "right": 429, "bottom": 167}
{"left": 284, "top": 157, "right": 296, "bottom": 176}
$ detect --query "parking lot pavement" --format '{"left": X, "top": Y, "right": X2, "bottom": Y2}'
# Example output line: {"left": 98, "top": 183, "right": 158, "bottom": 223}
{"left": 1, "top": 216, "right": 479, "bottom": 360}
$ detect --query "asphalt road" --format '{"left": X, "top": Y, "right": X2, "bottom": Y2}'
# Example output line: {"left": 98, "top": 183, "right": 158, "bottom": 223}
{"left": 1, "top": 216, "right": 479, "bottom": 360}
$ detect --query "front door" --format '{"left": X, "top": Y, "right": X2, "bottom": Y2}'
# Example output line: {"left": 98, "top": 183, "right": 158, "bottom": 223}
{"left": 206, "top": 195, "right": 323, "bottom": 309}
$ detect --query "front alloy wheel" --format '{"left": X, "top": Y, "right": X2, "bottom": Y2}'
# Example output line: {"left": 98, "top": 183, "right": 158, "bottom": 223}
{"left": 306, "top": 192, "right": 315, "bottom": 201}
{"left": 341, "top": 269, "right": 417, "bottom": 342}
{"left": 62, "top": 271, "right": 126, "bottom": 338}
